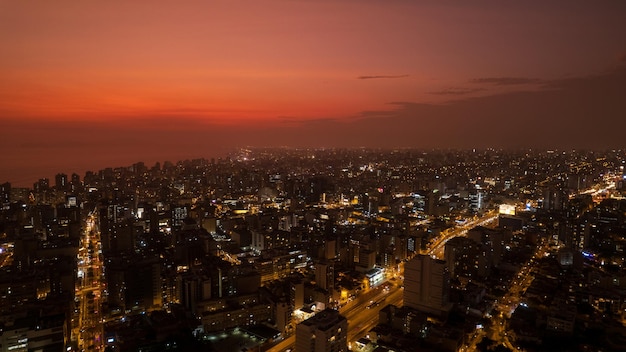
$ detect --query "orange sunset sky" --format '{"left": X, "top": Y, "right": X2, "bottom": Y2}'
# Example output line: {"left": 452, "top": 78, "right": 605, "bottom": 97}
{"left": 2, "top": 1, "right": 626, "bottom": 186}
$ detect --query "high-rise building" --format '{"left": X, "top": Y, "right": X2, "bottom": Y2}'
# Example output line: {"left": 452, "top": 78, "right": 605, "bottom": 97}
{"left": 357, "top": 249, "right": 376, "bottom": 271}
{"left": 0, "top": 313, "right": 67, "bottom": 352}
{"left": 469, "top": 191, "right": 483, "bottom": 212}
{"left": 0, "top": 182, "right": 10, "bottom": 206}
{"left": 542, "top": 185, "right": 567, "bottom": 211}
{"left": 106, "top": 256, "right": 162, "bottom": 312}
{"left": 315, "top": 261, "right": 334, "bottom": 292}
{"left": 403, "top": 254, "right": 451, "bottom": 317}
{"left": 55, "top": 173, "right": 68, "bottom": 191}
{"left": 291, "top": 280, "right": 305, "bottom": 310}
{"left": 33, "top": 178, "right": 49, "bottom": 193}
{"left": 425, "top": 190, "right": 438, "bottom": 215}
{"left": 70, "top": 173, "right": 81, "bottom": 192}
{"left": 467, "top": 226, "right": 506, "bottom": 268}
{"left": 177, "top": 272, "right": 211, "bottom": 315}
{"left": 295, "top": 309, "right": 347, "bottom": 352}
{"left": 323, "top": 239, "right": 336, "bottom": 260}
{"left": 444, "top": 236, "right": 492, "bottom": 279}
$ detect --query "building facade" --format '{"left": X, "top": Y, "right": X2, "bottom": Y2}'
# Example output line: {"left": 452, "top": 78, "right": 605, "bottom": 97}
{"left": 295, "top": 309, "right": 347, "bottom": 352}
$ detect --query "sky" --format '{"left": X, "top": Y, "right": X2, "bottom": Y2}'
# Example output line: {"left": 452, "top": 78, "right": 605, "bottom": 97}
{"left": 1, "top": 1, "right": 626, "bottom": 186}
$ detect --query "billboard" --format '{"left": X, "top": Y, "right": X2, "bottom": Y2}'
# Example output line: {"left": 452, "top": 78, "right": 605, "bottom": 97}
{"left": 499, "top": 204, "right": 516, "bottom": 215}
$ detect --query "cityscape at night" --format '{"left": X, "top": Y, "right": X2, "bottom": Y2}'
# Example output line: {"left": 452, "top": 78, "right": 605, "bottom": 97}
{"left": 1, "top": 149, "right": 626, "bottom": 351}
{"left": 2, "top": 1, "right": 626, "bottom": 352}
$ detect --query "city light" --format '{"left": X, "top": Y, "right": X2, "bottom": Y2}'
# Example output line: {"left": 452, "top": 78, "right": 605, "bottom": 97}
{"left": 1, "top": 149, "right": 625, "bottom": 351}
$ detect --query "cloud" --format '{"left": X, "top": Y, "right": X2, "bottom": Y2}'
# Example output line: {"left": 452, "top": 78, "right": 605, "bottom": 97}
{"left": 470, "top": 77, "right": 543, "bottom": 85}
{"left": 429, "top": 87, "right": 486, "bottom": 95}
{"left": 357, "top": 74, "right": 409, "bottom": 80}
{"left": 276, "top": 116, "right": 340, "bottom": 124}
{"left": 279, "top": 66, "right": 626, "bottom": 150}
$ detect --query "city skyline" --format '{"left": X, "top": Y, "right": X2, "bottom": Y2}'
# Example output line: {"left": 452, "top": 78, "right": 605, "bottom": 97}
{"left": 1, "top": 147, "right": 626, "bottom": 351}
{"left": 2, "top": 1, "right": 626, "bottom": 186}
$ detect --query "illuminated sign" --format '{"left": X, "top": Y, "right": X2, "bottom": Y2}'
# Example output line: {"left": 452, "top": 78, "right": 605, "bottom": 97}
{"left": 582, "top": 251, "right": 594, "bottom": 258}
{"left": 498, "top": 204, "right": 516, "bottom": 215}
{"left": 8, "top": 341, "right": 27, "bottom": 351}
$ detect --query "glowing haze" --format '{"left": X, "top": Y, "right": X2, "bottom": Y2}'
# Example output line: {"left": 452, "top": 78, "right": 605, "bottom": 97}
{"left": 2, "top": 1, "right": 626, "bottom": 185}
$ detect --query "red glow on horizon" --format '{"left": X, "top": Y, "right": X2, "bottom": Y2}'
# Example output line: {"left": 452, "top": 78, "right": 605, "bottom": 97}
{"left": 1, "top": 1, "right": 626, "bottom": 185}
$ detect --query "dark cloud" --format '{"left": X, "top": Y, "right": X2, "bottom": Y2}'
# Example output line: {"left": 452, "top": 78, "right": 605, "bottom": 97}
{"left": 357, "top": 74, "right": 409, "bottom": 80}
{"left": 276, "top": 116, "right": 340, "bottom": 124}
{"left": 470, "top": 77, "right": 543, "bottom": 85}
{"left": 294, "top": 66, "right": 626, "bottom": 150}
{"left": 429, "top": 87, "right": 486, "bottom": 95}
{"left": 355, "top": 109, "right": 398, "bottom": 119}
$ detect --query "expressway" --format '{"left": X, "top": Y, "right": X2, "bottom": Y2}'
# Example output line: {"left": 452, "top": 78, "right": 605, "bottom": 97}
{"left": 266, "top": 284, "right": 403, "bottom": 352}
{"left": 72, "top": 213, "right": 105, "bottom": 351}
{"left": 0, "top": 242, "right": 13, "bottom": 268}
{"left": 347, "top": 286, "right": 403, "bottom": 344}
{"left": 0, "top": 252, "right": 11, "bottom": 268}
{"left": 267, "top": 210, "right": 500, "bottom": 352}
{"left": 423, "top": 210, "right": 499, "bottom": 259}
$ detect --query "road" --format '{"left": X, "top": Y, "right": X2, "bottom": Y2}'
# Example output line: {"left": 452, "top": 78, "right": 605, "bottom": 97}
{"left": 423, "top": 210, "right": 499, "bottom": 259}
{"left": 266, "top": 210, "right": 500, "bottom": 352}
{"left": 71, "top": 213, "right": 105, "bottom": 351}
{"left": 347, "top": 286, "right": 403, "bottom": 344}
{"left": 0, "top": 252, "right": 11, "bottom": 268}
{"left": 459, "top": 238, "right": 552, "bottom": 352}
{"left": 0, "top": 242, "right": 13, "bottom": 268}
{"left": 458, "top": 182, "right": 616, "bottom": 351}
{"left": 266, "top": 284, "right": 403, "bottom": 352}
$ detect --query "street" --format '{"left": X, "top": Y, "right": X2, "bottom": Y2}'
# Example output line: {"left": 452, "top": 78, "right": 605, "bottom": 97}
{"left": 71, "top": 212, "right": 105, "bottom": 351}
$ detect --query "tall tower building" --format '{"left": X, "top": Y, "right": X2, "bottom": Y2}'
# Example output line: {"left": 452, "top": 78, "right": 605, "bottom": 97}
{"left": 291, "top": 280, "right": 305, "bottom": 310}
{"left": 323, "top": 239, "right": 336, "bottom": 260}
{"left": 467, "top": 226, "right": 505, "bottom": 268}
{"left": 70, "top": 173, "right": 81, "bottom": 192}
{"left": 404, "top": 254, "right": 451, "bottom": 317}
{"left": 295, "top": 309, "right": 347, "bottom": 352}
{"left": 106, "top": 256, "right": 162, "bottom": 312}
{"left": 177, "top": 273, "right": 211, "bottom": 315}
{"left": 0, "top": 182, "right": 10, "bottom": 206}
{"left": 469, "top": 191, "right": 483, "bottom": 212}
{"left": 357, "top": 249, "right": 376, "bottom": 271}
{"left": 543, "top": 185, "right": 567, "bottom": 211}
{"left": 33, "top": 178, "right": 49, "bottom": 192}
{"left": 55, "top": 173, "right": 68, "bottom": 191}
{"left": 315, "top": 261, "right": 334, "bottom": 292}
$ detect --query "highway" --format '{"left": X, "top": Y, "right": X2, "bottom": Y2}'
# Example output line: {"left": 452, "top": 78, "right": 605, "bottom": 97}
{"left": 347, "top": 286, "right": 403, "bottom": 344}
{"left": 266, "top": 283, "right": 403, "bottom": 352}
{"left": 266, "top": 210, "right": 501, "bottom": 352}
{"left": 423, "top": 210, "right": 499, "bottom": 259}
{"left": 0, "top": 242, "right": 13, "bottom": 268}
{"left": 0, "top": 252, "right": 11, "bottom": 268}
{"left": 71, "top": 213, "right": 105, "bottom": 351}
